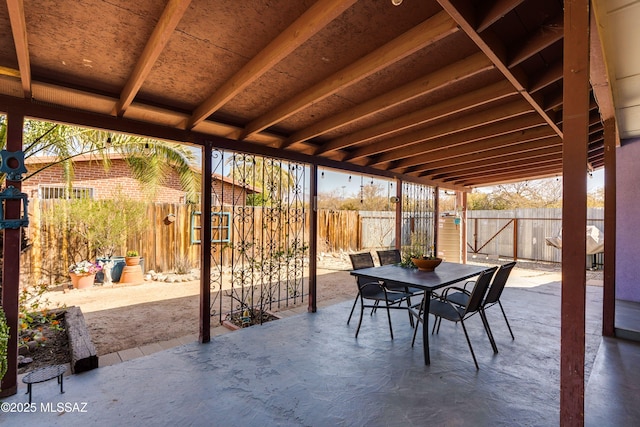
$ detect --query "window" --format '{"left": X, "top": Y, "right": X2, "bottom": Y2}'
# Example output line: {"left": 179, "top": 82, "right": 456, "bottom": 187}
{"left": 190, "top": 211, "right": 231, "bottom": 243}
{"left": 39, "top": 185, "right": 94, "bottom": 199}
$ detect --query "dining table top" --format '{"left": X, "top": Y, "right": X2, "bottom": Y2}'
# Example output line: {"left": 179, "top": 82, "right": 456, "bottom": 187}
{"left": 349, "top": 262, "right": 492, "bottom": 291}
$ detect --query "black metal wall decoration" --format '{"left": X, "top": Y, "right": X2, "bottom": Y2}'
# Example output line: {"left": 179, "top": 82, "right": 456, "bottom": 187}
{"left": 0, "top": 186, "right": 29, "bottom": 229}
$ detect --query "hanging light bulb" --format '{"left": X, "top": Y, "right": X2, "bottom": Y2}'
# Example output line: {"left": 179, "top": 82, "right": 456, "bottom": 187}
{"left": 391, "top": 0, "right": 403, "bottom": 5}
{"left": 348, "top": 176, "right": 352, "bottom": 182}
{"left": 321, "top": 171, "right": 325, "bottom": 179}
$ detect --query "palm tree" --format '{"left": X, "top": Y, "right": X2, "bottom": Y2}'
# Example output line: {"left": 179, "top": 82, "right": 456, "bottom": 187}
{"left": 226, "top": 153, "right": 295, "bottom": 206}
{"left": 0, "top": 118, "right": 199, "bottom": 203}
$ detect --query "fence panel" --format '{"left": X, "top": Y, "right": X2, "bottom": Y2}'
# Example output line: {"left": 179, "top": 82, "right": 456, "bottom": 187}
{"left": 467, "top": 208, "right": 605, "bottom": 263}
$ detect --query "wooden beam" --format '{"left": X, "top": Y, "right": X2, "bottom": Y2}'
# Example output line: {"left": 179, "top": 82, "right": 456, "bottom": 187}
{"left": 560, "top": 0, "right": 589, "bottom": 424}
{"left": 314, "top": 80, "right": 517, "bottom": 155}
{"left": 458, "top": 163, "right": 562, "bottom": 187}
{"left": 589, "top": 5, "right": 617, "bottom": 123}
{"left": 476, "top": 0, "right": 526, "bottom": 33}
{"left": 602, "top": 118, "right": 616, "bottom": 336}
{"left": 284, "top": 52, "right": 493, "bottom": 151}
{"left": 529, "top": 60, "right": 563, "bottom": 93}
{"left": 186, "top": 0, "right": 358, "bottom": 129}
{"left": 435, "top": 154, "right": 561, "bottom": 181}
{"left": 6, "top": 0, "right": 31, "bottom": 98}
{"left": 508, "top": 14, "right": 564, "bottom": 68}
{"left": 355, "top": 105, "right": 538, "bottom": 164}
{"left": 245, "top": 11, "right": 459, "bottom": 143}
{"left": 113, "top": 0, "right": 192, "bottom": 116}
{"left": 392, "top": 119, "right": 553, "bottom": 171}
{"left": 437, "top": 0, "right": 563, "bottom": 138}
{"left": 418, "top": 138, "right": 561, "bottom": 176}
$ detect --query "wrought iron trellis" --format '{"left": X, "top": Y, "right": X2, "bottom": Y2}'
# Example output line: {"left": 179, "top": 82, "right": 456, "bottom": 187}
{"left": 208, "top": 149, "right": 308, "bottom": 323}
{"left": 401, "top": 182, "right": 436, "bottom": 254}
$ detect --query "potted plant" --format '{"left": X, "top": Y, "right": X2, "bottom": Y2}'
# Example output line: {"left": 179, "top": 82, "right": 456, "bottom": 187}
{"left": 125, "top": 250, "right": 140, "bottom": 266}
{"left": 401, "top": 233, "right": 442, "bottom": 271}
{"left": 69, "top": 260, "right": 103, "bottom": 289}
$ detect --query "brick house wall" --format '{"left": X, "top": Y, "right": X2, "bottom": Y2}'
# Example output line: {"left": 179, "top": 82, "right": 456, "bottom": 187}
{"left": 24, "top": 156, "right": 259, "bottom": 204}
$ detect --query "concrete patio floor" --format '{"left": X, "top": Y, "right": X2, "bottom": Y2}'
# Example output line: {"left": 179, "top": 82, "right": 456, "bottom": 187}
{"left": 2, "top": 272, "right": 640, "bottom": 426}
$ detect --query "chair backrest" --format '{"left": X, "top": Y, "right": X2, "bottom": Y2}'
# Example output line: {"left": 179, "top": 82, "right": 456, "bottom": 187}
{"left": 464, "top": 267, "right": 498, "bottom": 315}
{"left": 349, "top": 253, "right": 379, "bottom": 295}
{"left": 377, "top": 249, "right": 401, "bottom": 265}
{"left": 484, "top": 262, "right": 516, "bottom": 305}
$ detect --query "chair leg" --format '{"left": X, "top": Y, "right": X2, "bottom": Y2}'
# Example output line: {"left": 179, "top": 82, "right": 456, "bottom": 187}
{"left": 498, "top": 301, "right": 515, "bottom": 340}
{"left": 479, "top": 310, "right": 498, "bottom": 353}
{"left": 384, "top": 302, "right": 394, "bottom": 340}
{"left": 406, "top": 297, "right": 415, "bottom": 328}
{"left": 347, "top": 294, "right": 359, "bottom": 325}
{"left": 355, "top": 297, "right": 365, "bottom": 338}
{"left": 411, "top": 300, "right": 424, "bottom": 347}
{"left": 460, "top": 320, "right": 479, "bottom": 370}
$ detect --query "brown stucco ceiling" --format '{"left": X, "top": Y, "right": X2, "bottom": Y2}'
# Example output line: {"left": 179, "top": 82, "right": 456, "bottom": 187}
{"left": 0, "top": 0, "right": 610, "bottom": 190}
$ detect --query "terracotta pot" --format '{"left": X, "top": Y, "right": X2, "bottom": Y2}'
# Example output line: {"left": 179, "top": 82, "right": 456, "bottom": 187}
{"left": 70, "top": 272, "right": 96, "bottom": 289}
{"left": 125, "top": 256, "right": 141, "bottom": 266}
{"left": 411, "top": 257, "right": 442, "bottom": 272}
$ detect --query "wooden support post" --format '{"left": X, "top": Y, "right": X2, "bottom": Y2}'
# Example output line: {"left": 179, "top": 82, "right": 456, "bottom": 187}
{"left": 602, "top": 118, "right": 616, "bottom": 337}
{"left": 434, "top": 187, "right": 439, "bottom": 255}
{"left": 513, "top": 218, "right": 518, "bottom": 261}
{"left": 461, "top": 192, "right": 467, "bottom": 263}
{"left": 561, "top": 0, "right": 589, "bottom": 424}
{"left": 395, "top": 178, "right": 402, "bottom": 250}
{"left": 0, "top": 109, "right": 24, "bottom": 397}
{"left": 199, "top": 142, "right": 212, "bottom": 343}
{"left": 308, "top": 164, "right": 318, "bottom": 313}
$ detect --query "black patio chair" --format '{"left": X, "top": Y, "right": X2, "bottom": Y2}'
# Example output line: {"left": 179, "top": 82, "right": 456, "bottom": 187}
{"left": 412, "top": 266, "right": 497, "bottom": 369}
{"left": 376, "top": 249, "right": 425, "bottom": 298}
{"left": 444, "top": 261, "right": 516, "bottom": 347}
{"left": 347, "top": 252, "right": 414, "bottom": 339}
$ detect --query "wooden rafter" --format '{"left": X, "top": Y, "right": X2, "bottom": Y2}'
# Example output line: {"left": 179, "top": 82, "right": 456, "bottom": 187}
{"left": 6, "top": 0, "right": 31, "bottom": 98}
{"left": 508, "top": 13, "right": 563, "bottom": 68}
{"left": 398, "top": 125, "right": 558, "bottom": 173}
{"left": 352, "top": 100, "right": 535, "bottom": 163}
{"left": 314, "top": 80, "right": 517, "bottom": 155}
{"left": 285, "top": 52, "right": 493, "bottom": 150}
{"left": 186, "top": 0, "right": 358, "bottom": 130}
{"left": 436, "top": 0, "right": 563, "bottom": 138}
{"left": 476, "top": 0, "right": 526, "bottom": 33}
{"left": 246, "top": 11, "right": 459, "bottom": 143}
{"left": 113, "top": 0, "right": 192, "bottom": 116}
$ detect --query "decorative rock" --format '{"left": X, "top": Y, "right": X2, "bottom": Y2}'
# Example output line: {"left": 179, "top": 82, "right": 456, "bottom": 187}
{"left": 18, "top": 356, "right": 33, "bottom": 367}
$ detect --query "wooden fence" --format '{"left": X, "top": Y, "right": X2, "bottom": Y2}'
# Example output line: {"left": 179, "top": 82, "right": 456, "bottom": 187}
{"left": 23, "top": 202, "right": 432, "bottom": 285}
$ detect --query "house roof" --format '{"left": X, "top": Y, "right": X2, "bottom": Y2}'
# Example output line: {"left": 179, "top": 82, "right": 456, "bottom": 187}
{"left": 25, "top": 153, "right": 261, "bottom": 193}
{"left": 0, "top": 0, "right": 618, "bottom": 190}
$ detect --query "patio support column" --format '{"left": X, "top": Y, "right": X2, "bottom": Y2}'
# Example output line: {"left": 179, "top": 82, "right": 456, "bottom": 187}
{"left": 561, "top": 0, "right": 589, "bottom": 425}
{"left": 602, "top": 118, "right": 616, "bottom": 337}
{"left": 308, "top": 164, "right": 317, "bottom": 313}
{"left": 394, "top": 178, "right": 402, "bottom": 250}
{"left": 0, "top": 109, "right": 24, "bottom": 397}
{"left": 433, "top": 187, "right": 439, "bottom": 256}
{"left": 199, "top": 142, "right": 212, "bottom": 343}
{"left": 461, "top": 191, "right": 467, "bottom": 264}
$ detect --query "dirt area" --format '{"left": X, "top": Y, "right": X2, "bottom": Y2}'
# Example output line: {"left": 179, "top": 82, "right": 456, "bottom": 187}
{"left": 39, "top": 253, "right": 599, "bottom": 359}
{"left": 43, "top": 253, "right": 356, "bottom": 357}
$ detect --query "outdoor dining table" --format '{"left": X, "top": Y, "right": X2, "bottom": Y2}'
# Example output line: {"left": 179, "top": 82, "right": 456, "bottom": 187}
{"left": 350, "top": 261, "right": 493, "bottom": 365}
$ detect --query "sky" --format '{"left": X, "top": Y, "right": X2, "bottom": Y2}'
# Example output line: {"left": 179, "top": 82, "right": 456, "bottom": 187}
{"left": 316, "top": 166, "right": 605, "bottom": 197}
